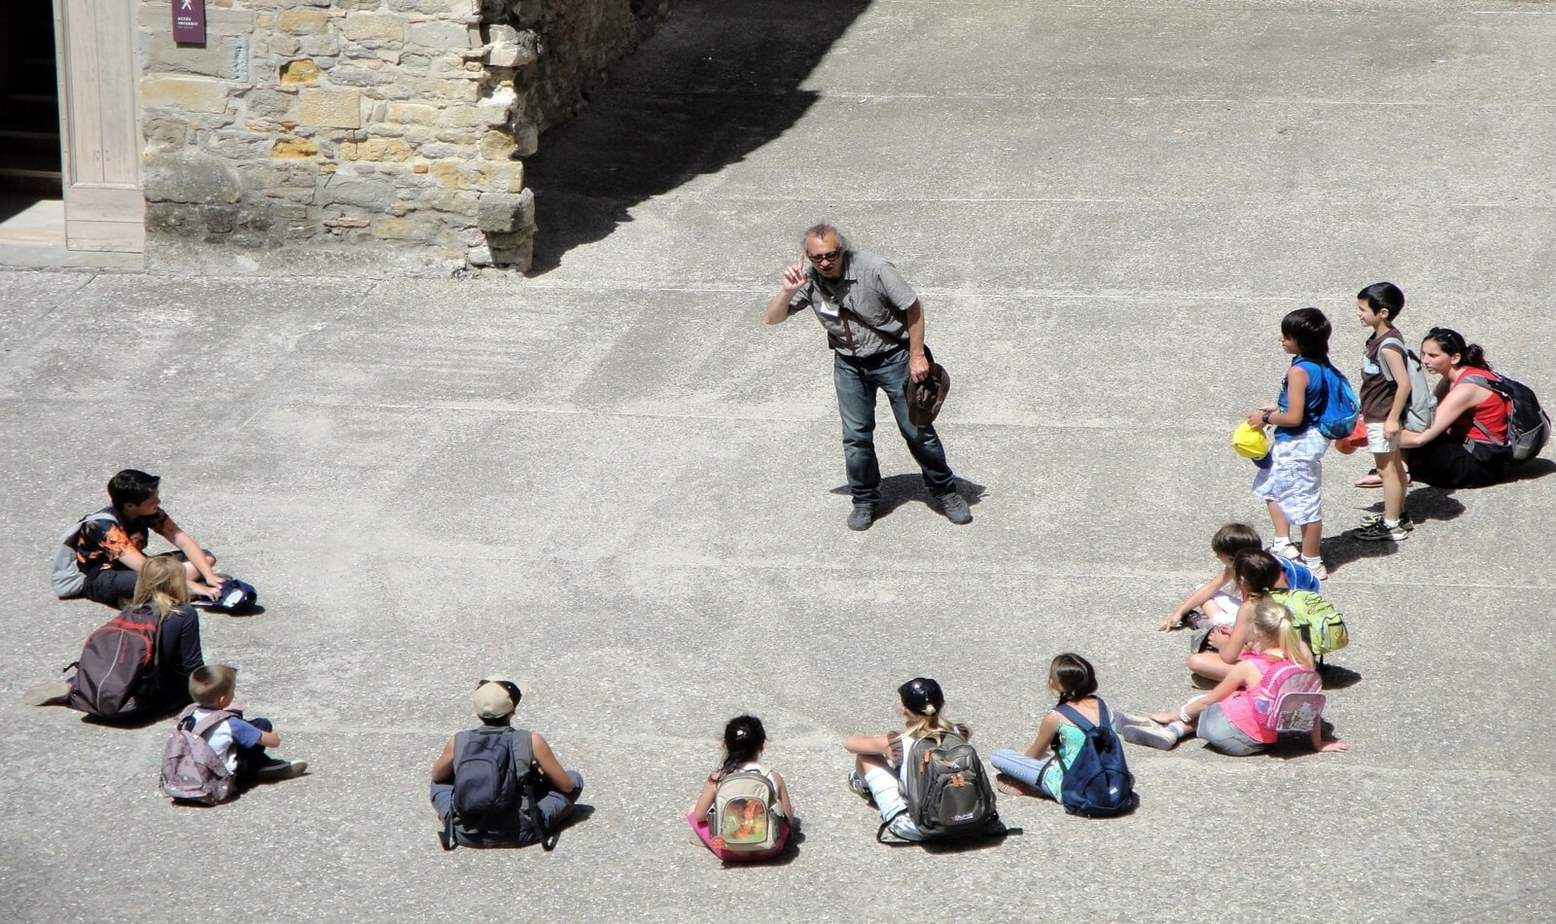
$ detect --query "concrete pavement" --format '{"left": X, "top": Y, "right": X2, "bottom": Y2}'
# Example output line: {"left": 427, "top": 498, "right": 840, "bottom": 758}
{"left": 3, "top": 1, "right": 1555, "bottom": 921}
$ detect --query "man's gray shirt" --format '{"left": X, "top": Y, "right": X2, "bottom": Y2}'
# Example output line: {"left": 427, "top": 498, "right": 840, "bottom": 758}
{"left": 787, "top": 249, "right": 918, "bottom": 359}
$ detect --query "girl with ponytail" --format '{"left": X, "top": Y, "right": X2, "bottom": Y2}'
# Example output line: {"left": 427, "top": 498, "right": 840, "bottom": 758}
{"left": 1398, "top": 327, "right": 1518, "bottom": 488}
{"left": 1118, "top": 599, "right": 1348, "bottom": 756}
{"left": 989, "top": 653, "right": 1112, "bottom": 802}
{"left": 843, "top": 677, "right": 970, "bottom": 841}
{"left": 688, "top": 715, "right": 794, "bottom": 861}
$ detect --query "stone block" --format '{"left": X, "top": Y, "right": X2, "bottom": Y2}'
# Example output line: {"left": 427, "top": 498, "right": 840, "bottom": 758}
{"left": 138, "top": 3, "right": 256, "bottom": 34}
{"left": 144, "top": 33, "right": 250, "bottom": 81}
{"left": 245, "top": 89, "right": 296, "bottom": 121}
{"left": 277, "top": 8, "right": 330, "bottom": 34}
{"left": 279, "top": 58, "right": 321, "bottom": 86}
{"left": 475, "top": 85, "right": 516, "bottom": 127}
{"left": 143, "top": 116, "right": 191, "bottom": 150}
{"left": 317, "top": 175, "right": 395, "bottom": 210}
{"left": 206, "top": 131, "right": 273, "bottom": 161}
{"left": 144, "top": 152, "right": 241, "bottom": 204}
{"left": 475, "top": 189, "right": 533, "bottom": 232}
{"left": 141, "top": 75, "right": 230, "bottom": 114}
{"left": 273, "top": 137, "right": 320, "bottom": 159}
{"left": 371, "top": 214, "right": 441, "bottom": 242}
{"left": 340, "top": 138, "right": 415, "bottom": 162}
{"left": 480, "top": 160, "right": 524, "bottom": 193}
{"left": 387, "top": 102, "right": 440, "bottom": 125}
{"left": 487, "top": 41, "right": 534, "bottom": 69}
{"left": 477, "top": 130, "right": 516, "bottom": 161}
{"left": 406, "top": 20, "right": 469, "bottom": 50}
{"left": 343, "top": 12, "right": 404, "bottom": 44}
{"left": 429, "top": 160, "right": 478, "bottom": 189}
{"left": 299, "top": 88, "right": 362, "bottom": 128}
{"left": 325, "top": 65, "right": 398, "bottom": 87}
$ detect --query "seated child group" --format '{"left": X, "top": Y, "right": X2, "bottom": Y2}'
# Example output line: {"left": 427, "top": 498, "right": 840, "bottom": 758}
{"left": 27, "top": 281, "right": 1549, "bottom": 857}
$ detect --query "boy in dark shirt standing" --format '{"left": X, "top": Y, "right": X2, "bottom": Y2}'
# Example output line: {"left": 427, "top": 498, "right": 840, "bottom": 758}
{"left": 1351, "top": 283, "right": 1414, "bottom": 542}
{"left": 68, "top": 469, "right": 223, "bottom": 607}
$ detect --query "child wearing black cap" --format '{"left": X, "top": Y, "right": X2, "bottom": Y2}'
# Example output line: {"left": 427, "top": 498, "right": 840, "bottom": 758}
{"left": 842, "top": 677, "right": 972, "bottom": 841}
{"left": 429, "top": 674, "right": 584, "bottom": 848}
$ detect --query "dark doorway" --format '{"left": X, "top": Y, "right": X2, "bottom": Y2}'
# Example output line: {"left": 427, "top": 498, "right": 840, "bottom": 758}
{"left": 0, "top": 3, "right": 63, "bottom": 201}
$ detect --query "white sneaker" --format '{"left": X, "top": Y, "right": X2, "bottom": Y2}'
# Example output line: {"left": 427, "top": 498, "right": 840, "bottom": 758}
{"left": 1301, "top": 558, "right": 1329, "bottom": 580}
{"left": 1269, "top": 541, "right": 1301, "bottom": 561}
{"left": 1120, "top": 722, "right": 1181, "bottom": 750}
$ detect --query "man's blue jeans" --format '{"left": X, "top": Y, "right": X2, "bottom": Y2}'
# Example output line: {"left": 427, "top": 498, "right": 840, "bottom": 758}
{"left": 834, "top": 349, "right": 955, "bottom": 507}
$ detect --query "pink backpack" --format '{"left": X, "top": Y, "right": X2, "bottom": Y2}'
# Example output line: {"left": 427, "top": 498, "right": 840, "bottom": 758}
{"left": 1250, "top": 662, "right": 1326, "bottom": 737}
{"left": 160, "top": 706, "right": 237, "bottom": 805}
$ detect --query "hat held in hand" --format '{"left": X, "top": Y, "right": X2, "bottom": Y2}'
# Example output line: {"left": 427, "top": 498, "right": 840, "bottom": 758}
{"left": 906, "top": 359, "right": 950, "bottom": 428}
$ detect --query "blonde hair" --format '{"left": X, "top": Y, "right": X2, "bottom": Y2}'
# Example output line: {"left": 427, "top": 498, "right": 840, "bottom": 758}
{"left": 1249, "top": 598, "right": 1314, "bottom": 669}
{"left": 131, "top": 556, "right": 190, "bottom": 619}
{"left": 902, "top": 707, "right": 956, "bottom": 743}
{"left": 188, "top": 664, "right": 237, "bottom": 708}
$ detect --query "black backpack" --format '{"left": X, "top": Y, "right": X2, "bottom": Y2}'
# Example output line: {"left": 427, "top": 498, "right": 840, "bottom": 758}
{"left": 66, "top": 605, "right": 162, "bottom": 720}
{"left": 1464, "top": 373, "right": 1550, "bottom": 463}
{"left": 442, "top": 726, "right": 557, "bottom": 851}
{"left": 890, "top": 729, "right": 998, "bottom": 841}
{"left": 1055, "top": 700, "right": 1138, "bottom": 817}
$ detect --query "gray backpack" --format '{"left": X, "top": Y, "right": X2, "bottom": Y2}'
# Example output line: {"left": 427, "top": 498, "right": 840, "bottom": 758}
{"left": 1376, "top": 335, "right": 1437, "bottom": 432}
{"left": 441, "top": 726, "right": 558, "bottom": 851}
{"left": 50, "top": 510, "right": 118, "bottom": 599}
{"left": 709, "top": 769, "right": 785, "bottom": 855}
{"left": 160, "top": 705, "right": 237, "bottom": 805}
{"left": 893, "top": 730, "right": 998, "bottom": 841}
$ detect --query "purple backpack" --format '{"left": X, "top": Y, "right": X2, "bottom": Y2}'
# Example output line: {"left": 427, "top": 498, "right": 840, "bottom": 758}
{"left": 160, "top": 705, "right": 237, "bottom": 805}
{"left": 66, "top": 606, "right": 162, "bottom": 719}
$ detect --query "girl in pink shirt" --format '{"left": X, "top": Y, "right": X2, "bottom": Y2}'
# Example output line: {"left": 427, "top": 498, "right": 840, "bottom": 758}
{"left": 1121, "top": 599, "right": 1349, "bottom": 756}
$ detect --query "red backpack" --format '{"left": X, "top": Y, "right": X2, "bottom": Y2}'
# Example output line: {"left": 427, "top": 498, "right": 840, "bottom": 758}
{"left": 66, "top": 605, "right": 162, "bottom": 719}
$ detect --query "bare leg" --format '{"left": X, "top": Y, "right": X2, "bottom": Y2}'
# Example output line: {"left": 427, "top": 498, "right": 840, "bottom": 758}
{"left": 1298, "top": 520, "right": 1323, "bottom": 559}
{"left": 1376, "top": 449, "right": 1406, "bottom": 522}
{"left": 1266, "top": 500, "right": 1292, "bottom": 543}
{"left": 1187, "top": 652, "right": 1236, "bottom": 683}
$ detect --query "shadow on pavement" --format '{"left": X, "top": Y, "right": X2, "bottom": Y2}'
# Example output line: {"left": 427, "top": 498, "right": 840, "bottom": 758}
{"left": 830, "top": 475, "right": 989, "bottom": 520}
{"left": 1326, "top": 485, "right": 1467, "bottom": 571}
{"left": 524, "top": 0, "right": 871, "bottom": 274}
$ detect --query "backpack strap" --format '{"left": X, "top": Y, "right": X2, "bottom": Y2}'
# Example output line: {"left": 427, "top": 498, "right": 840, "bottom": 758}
{"left": 1375, "top": 335, "right": 1409, "bottom": 384}
{"left": 188, "top": 708, "right": 237, "bottom": 738}
{"left": 1459, "top": 374, "right": 1513, "bottom": 443}
{"left": 508, "top": 728, "right": 561, "bottom": 852}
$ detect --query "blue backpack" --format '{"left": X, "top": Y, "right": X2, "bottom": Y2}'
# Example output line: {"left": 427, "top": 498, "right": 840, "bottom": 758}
{"left": 1054, "top": 700, "right": 1137, "bottom": 817}
{"left": 1313, "top": 361, "right": 1360, "bottom": 440}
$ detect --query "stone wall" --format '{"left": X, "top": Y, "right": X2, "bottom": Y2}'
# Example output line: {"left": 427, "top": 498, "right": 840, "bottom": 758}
{"left": 138, "top": 0, "right": 667, "bottom": 273}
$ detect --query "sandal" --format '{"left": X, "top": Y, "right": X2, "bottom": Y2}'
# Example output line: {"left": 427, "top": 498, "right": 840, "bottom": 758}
{"left": 1354, "top": 468, "right": 1383, "bottom": 488}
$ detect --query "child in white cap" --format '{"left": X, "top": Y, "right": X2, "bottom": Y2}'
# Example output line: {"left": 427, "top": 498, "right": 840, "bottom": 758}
{"left": 429, "top": 674, "right": 583, "bottom": 849}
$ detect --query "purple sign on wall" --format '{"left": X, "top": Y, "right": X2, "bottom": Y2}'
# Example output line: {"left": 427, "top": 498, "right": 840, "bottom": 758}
{"left": 173, "top": 0, "right": 207, "bottom": 45}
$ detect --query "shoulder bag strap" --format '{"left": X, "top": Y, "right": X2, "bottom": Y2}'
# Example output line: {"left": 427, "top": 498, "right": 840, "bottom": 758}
{"left": 509, "top": 729, "right": 559, "bottom": 851}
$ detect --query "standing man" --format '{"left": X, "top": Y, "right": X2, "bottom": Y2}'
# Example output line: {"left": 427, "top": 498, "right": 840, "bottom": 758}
{"left": 763, "top": 224, "right": 970, "bottom": 531}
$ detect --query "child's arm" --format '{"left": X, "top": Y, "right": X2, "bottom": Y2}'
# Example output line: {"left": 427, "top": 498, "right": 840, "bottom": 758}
{"left": 689, "top": 775, "right": 719, "bottom": 817}
{"left": 1249, "top": 364, "right": 1310, "bottom": 428}
{"left": 1161, "top": 566, "right": 1233, "bottom": 630}
{"left": 771, "top": 769, "right": 796, "bottom": 817}
{"left": 1381, "top": 346, "right": 1411, "bottom": 440}
{"left": 1021, "top": 711, "right": 1062, "bottom": 759}
{"left": 257, "top": 727, "right": 281, "bottom": 749}
{"left": 843, "top": 734, "right": 892, "bottom": 758}
{"left": 1400, "top": 379, "right": 1484, "bottom": 448}
{"left": 531, "top": 732, "right": 577, "bottom": 795}
{"left": 1215, "top": 600, "right": 1255, "bottom": 666}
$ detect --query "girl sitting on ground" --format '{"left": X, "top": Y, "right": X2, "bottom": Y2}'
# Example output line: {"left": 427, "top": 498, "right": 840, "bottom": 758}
{"left": 989, "top": 653, "right": 1112, "bottom": 801}
{"left": 1186, "top": 548, "right": 1311, "bottom": 686}
{"left": 1123, "top": 599, "right": 1348, "bottom": 756}
{"left": 843, "top": 677, "right": 968, "bottom": 842}
{"left": 688, "top": 714, "right": 795, "bottom": 861}
{"left": 1398, "top": 328, "right": 1520, "bottom": 489}
{"left": 25, "top": 555, "right": 205, "bottom": 714}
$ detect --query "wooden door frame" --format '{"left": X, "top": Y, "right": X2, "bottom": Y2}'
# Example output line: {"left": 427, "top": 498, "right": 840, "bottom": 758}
{"left": 52, "top": 0, "right": 145, "bottom": 254}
